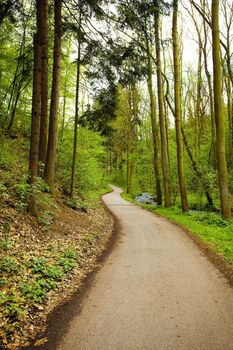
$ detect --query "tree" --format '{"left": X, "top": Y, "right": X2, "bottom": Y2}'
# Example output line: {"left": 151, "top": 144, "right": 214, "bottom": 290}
{"left": 212, "top": 0, "right": 231, "bottom": 219}
{"left": 145, "top": 27, "right": 162, "bottom": 205}
{"left": 28, "top": 1, "right": 42, "bottom": 182}
{"left": 154, "top": 1, "right": 171, "bottom": 207}
{"left": 44, "top": 0, "right": 62, "bottom": 192}
{"left": 172, "top": 0, "right": 189, "bottom": 212}
{"left": 70, "top": 12, "right": 82, "bottom": 198}
{"left": 39, "top": 0, "right": 49, "bottom": 166}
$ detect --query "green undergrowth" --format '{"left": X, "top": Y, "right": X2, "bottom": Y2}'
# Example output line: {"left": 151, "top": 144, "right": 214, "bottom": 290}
{"left": 0, "top": 229, "right": 104, "bottom": 346}
{"left": 122, "top": 192, "right": 233, "bottom": 267}
{"left": 0, "top": 185, "right": 111, "bottom": 347}
{"left": 65, "top": 185, "right": 111, "bottom": 211}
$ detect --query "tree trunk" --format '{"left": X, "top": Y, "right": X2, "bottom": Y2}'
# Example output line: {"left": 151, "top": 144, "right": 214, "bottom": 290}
{"left": 44, "top": 0, "right": 62, "bottom": 192}
{"left": 172, "top": 0, "right": 189, "bottom": 212}
{"left": 181, "top": 127, "right": 213, "bottom": 207}
{"left": 163, "top": 69, "right": 213, "bottom": 208}
{"left": 70, "top": 32, "right": 81, "bottom": 198}
{"left": 7, "top": 85, "right": 21, "bottom": 132}
{"left": 59, "top": 83, "right": 67, "bottom": 145}
{"left": 154, "top": 5, "right": 170, "bottom": 207}
{"left": 39, "top": 0, "right": 49, "bottom": 166}
{"left": 212, "top": 0, "right": 231, "bottom": 219}
{"left": 202, "top": 2, "right": 215, "bottom": 164}
{"left": 145, "top": 30, "right": 162, "bottom": 204}
{"left": 196, "top": 39, "right": 202, "bottom": 156}
{"left": 29, "top": 35, "right": 41, "bottom": 181}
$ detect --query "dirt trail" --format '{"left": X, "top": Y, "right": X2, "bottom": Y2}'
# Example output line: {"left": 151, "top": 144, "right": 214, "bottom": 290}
{"left": 57, "top": 185, "right": 233, "bottom": 350}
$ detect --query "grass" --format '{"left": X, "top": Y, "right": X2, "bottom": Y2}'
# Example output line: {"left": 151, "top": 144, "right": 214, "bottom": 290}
{"left": 122, "top": 192, "right": 233, "bottom": 267}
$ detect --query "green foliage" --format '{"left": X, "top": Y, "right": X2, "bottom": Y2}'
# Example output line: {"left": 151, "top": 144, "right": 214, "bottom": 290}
{"left": 0, "top": 257, "right": 19, "bottom": 273}
{"left": 0, "top": 219, "right": 12, "bottom": 250}
{"left": 82, "top": 233, "right": 95, "bottom": 244}
{"left": 66, "top": 197, "right": 90, "bottom": 212}
{"left": 37, "top": 211, "right": 54, "bottom": 228}
{"left": 13, "top": 179, "right": 31, "bottom": 202}
{"left": 20, "top": 279, "right": 56, "bottom": 303}
{"left": 32, "top": 176, "right": 50, "bottom": 194}
{"left": 57, "top": 127, "right": 106, "bottom": 196}
{"left": 0, "top": 182, "right": 9, "bottom": 204}
{"left": 192, "top": 213, "right": 231, "bottom": 227}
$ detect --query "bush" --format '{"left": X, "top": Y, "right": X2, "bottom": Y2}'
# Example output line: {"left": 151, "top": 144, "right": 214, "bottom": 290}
{"left": 194, "top": 213, "right": 231, "bottom": 227}
{"left": 66, "top": 197, "right": 90, "bottom": 212}
{"left": 37, "top": 211, "right": 54, "bottom": 228}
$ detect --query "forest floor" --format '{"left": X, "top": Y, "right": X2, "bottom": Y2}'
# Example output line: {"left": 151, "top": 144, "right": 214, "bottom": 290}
{"left": 0, "top": 136, "right": 115, "bottom": 349}
{"left": 0, "top": 191, "right": 114, "bottom": 350}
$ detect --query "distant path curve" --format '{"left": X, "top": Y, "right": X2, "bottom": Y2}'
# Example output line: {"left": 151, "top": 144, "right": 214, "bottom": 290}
{"left": 57, "top": 185, "right": 233, "bottom": 350}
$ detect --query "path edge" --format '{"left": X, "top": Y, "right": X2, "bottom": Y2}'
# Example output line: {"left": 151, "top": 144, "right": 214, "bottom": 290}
{"left": 22, "top": 191, "right": 120, "bottom": 350}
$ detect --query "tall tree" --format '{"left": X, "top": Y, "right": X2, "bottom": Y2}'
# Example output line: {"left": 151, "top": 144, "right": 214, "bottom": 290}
{"left": 70, "top": 14, "right": 82, "bottom": 198}
{"left": 172, "top": 0, "right": 189, "bottom": 212}
{"left": 44, "top": 0, "right": 62, "bottom": 191}
{"left": 38, "top": 0, "right": 49, "bottom": 167}
{"left": 212, "top": 0, "right": 231, "bottom": 219}
{"left": 154, "top": 1, "right": 171, "bottom": 207}
{"left": 28, "top": 1, "right": 42, "bottom": 182}
{"left": 145, "top": 26, "right": 162, "bottom": 205}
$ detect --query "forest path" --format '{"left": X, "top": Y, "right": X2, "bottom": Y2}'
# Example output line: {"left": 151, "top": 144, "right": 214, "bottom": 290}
{"left": 57, "top": 185, "right": 233, "bottom": 350}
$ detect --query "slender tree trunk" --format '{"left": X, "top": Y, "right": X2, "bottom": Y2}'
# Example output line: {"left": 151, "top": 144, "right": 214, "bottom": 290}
{"left": 224, "top": 72, "right": 232, "bottom": 166}
{"left": 44, "top": 0, "right": 62, "bottom": 192}
{"left": 5, "top": 25, "right": 26, "bottom": 128}
{"left": 7, "top": 85, "right": 21, "bottom": 131}
{"left": 196, "top": 39, "right": 202, "bottom": 155}
{"left": 70, "top": 31, "right": 81, "bottom": 198}
{"left": 39, "top": 0, "right": 49, "bottom": 166}
{"left": 126, "top": 89, "right": 133, "bottom": 194}
{"left": 59, "top": 83, "right": 67, "bottom": 144}
{"left": 163, "top": 69, "right": 213, "bottom": 207}
{"left": 172, "top": 0, "right": 189, "bottom": 212}
{"left": 29, "top": 35, "right": 41, "bottom": 181}
{"left": 212, "top": 0, "right": 231, "bottom": 219}
{"left": 181, "top": 127, "right": 213, "bottom": 207}
{"left": 145, "top": 30, "right": 162, "bottom": 204}
{"left": 154, "top": 6, "right": 170, "bottom": 207}
{"left": 202, "top": 3, "right": 215, "bottom": 164}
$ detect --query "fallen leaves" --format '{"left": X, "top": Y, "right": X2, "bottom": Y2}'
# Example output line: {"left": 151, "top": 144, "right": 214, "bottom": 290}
{"left": 0, "top": 199, "right": 114, "bottom": 349}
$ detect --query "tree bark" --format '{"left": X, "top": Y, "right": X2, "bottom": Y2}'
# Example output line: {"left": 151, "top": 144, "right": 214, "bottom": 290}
{"left": 70, "top": 30, "right": 82, "bottom": 198}
{"left": 39, "top": 0, "right": 49, "bottom": 166}
{"left": 154, "top": 4, "right": 171, "bottom": 207}
{"left": 172, "top": 0, "right": 189, "bottom": 212}
{"left": 7, "top": 85, "right": 21, "bottom": 131}
{"left": 44, "top": 0, "right": 62, "bottom": 192}
{"left": 29, "top": 34, "right": 41, "bottom": 181}
{"left": 212, "top": 0, "right": 231, "bottom": 219}
{"left": 59, "top": 83, "right": 67, "bottom": 145}
{"left": 163, "top": 70, "right": 213, "bottom": 207}
{"left": 145, "top": 29, "right": 162, "bottom": 205}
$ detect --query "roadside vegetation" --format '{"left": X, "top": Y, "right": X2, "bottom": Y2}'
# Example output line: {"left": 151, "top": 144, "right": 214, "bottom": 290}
{"left": 0, "top": 135, "right": 112, "bottom": 348}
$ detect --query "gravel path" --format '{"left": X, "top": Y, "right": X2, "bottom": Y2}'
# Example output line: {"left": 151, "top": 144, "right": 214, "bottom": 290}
{"left": 57, "top": 185, "right": 233, "bottom": 350}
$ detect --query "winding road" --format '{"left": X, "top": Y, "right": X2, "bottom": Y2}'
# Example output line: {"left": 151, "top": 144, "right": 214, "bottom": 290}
{"left": 57, "top": 186, "right": 233, "bottom": 350}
